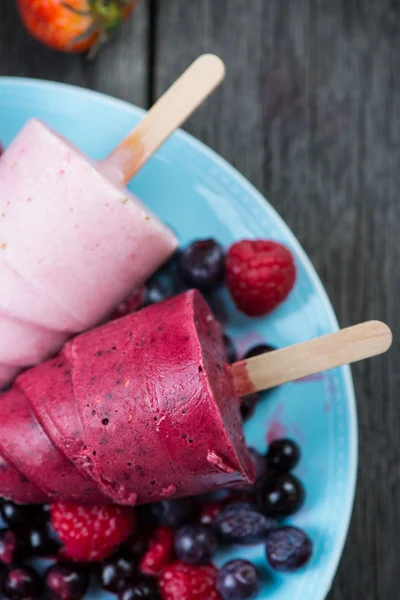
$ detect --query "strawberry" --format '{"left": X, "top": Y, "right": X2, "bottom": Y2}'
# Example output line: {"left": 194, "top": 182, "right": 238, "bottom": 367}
{"left": 17, "top": 0, "right": 137, "bottom": 55}
{"left": 139, "top": 526, "right": 175, "bottom": 577}
{"left": 50, "top": 502, "right": 135, "bottom": 562}
{"left": 226, "top": 240, "right": 296, "bottom": 317}
{"left": 158, "top": 561, "right": 221, "bottom": 600}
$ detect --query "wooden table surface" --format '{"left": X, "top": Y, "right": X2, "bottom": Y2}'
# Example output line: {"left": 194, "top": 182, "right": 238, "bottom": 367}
{"left": 0, "top": 1, "right": 399, "bottom": 597}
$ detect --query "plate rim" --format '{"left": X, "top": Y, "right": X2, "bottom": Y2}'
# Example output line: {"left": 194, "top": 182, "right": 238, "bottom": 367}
{"left": 0, "top": 76, "right": 358, "bottom": 600}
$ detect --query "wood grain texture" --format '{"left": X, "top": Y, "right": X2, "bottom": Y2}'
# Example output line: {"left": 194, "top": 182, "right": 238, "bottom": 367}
{"left": 154, "top": 1, "right": 400, "bottom": 598}
{"left": 0, "top": 1, "right": 149, "bottom": 107}
{"left": 233, "top": 322, "right": 392, "bottom": 396}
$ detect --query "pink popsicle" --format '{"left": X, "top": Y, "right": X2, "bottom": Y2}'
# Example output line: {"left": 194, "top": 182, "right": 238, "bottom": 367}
{"left": 0, "top": 119, "right": 178, "bottom": 388}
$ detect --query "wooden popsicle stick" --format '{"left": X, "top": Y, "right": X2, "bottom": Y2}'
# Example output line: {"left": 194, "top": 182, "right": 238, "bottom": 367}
{"left": 104, "top": 54, "right": 225, "bottom": 184}
{"left": 232, "top": 320, "right": 392, "bottom": 397}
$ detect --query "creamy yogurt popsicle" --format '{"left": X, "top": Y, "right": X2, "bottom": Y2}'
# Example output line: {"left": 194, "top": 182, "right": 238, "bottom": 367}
{"left": 0, "top": 118, "right": 178, "bottom": 389}
{"left": 1, "top": 290, "right": 255, "bottom": 505}
{"left": 0, "top": 54, "right": 226, "bottom": 390}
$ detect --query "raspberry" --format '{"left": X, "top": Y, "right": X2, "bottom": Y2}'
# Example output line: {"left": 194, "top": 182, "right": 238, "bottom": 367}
{"left": 140, "top": 526, "right": 175, "bottom": 576}
{"left": 50, "top": 502, "right": 135, "bottom": 562}
{"left": 158, "top": 561, "right": 221, "bottom": 600}
{"left": 226, "top": 240, "right": 296, "bottom": 317}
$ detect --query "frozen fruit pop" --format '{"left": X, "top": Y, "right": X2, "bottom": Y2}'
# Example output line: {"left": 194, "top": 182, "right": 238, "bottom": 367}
{"left": 0, "top": 452, "right": 47, "bottom": 505}
{"left": 0, "top": 386, "right": 108, "bottom": 504}
{"left": 0, "top": 55, "right": 226, "bottom": 389}
{"left": 1, "top": 290, "right": 255, "bottom": 505}
{"left": 0, "top": 119, "right": 177, "bottom": 372}
{"left": 0, "top": 290, "right": 391, "bottom": 505}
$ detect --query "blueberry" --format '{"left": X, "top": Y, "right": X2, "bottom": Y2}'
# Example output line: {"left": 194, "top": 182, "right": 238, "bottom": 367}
{"left": 178, "top": 239, "right": 225, "bottom": 291}
{"left": 223, "top": 335, "right": 237, "bottom": 364}
{"left": 130, "top": 505, "right": 155, "bottom": 537}
{"left": 100, "top": 553, "right": 137, "bottom": 593}
{"left": 267, "top": 439, "right": 300, "bottom": 472}
{"left": 259, "top": 473, "right": 304, "bottom": 517}
{"left": 244, "top": 344, "right": 275, "bottom": 359}
{"left": 32, "top": 504, "right": 50, "bottom": 525}
{"left": 122, "top": 533, "right": 149, "bottom": 561}
{"left": 45, "top": 563, "right": 89, "bottom": 600}
{"left": 214, "top": 503, "right": 277, "bottom": 545}
{"left": 240, "top": 393, "right": 260, "bottom": 421}
{"left": 0, "top": 529, "right": 23, "bottom": 565}
{"left": 205, "top": 293, "right": 229, "bottom": 325}
{"left": 144, "top": 276, "right": 175, "bottom": 306}
{"left": 174, "top": 524, "right": 218, "bottom": 565}
{"left": 266, "top": 526, "right": 312, "bottom": 571}
{"left": 155, "top": 251, "right": 180, "bottom": 277}
{"left": 0, "top": 502, "right": 37, "bottom": 529}
{"left": 2, "top": 566, "right": 42, "bottom": 600}
{"left": 144, "top": 255, "right": 186, "bottom": 307}
{"left": 119, "top": 576, "right": 160, "bottom": 599}
{"left": 150, "top": 498, "right": 195, "bottom": 528}
{"left": 23, "top": 525, "right": 60, "bottom": 557}
{"left": 216, "top": 559, "right": 260, "bottom": 600}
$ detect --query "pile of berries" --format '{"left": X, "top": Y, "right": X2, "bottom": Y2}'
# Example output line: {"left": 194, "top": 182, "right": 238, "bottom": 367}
{"left": 115, "top": 237, "right": 296, "bottom": 322}
{"left": 0, "top": 438, "right": 311, "bottom": 600}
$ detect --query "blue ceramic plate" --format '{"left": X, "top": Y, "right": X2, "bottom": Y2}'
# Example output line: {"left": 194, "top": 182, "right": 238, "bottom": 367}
{"left": 0, "top": 78, "right": 357, "bottom": 600}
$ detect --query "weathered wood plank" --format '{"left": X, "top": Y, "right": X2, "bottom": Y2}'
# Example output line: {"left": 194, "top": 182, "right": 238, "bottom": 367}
{"left": 0, "top": 1, "right": 149, "bottom": 107}
{"left": 154, "top": 1, "right": 400, "bottom": 598}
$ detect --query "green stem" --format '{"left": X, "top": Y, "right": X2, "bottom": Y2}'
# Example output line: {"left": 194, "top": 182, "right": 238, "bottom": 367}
{"left": 61, "top": 2, "right": 91, "bottom": 16}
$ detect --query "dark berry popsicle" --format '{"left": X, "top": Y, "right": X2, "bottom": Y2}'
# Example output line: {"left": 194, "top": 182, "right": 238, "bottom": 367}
{"left": 0, "top": 290, "right": 255, "bottom": 505}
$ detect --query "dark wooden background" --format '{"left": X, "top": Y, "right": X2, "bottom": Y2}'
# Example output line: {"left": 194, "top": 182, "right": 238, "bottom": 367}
{"left": 0, "top": 1, "right": 399, "bottom": 597}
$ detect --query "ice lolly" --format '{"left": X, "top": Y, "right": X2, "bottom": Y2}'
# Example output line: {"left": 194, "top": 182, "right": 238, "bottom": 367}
{"left": 0, "top": 119, "right": 177, "bottom": 378}
{"left": 1, "top": 290, "right": 255, "bottom": 505}
{"left": 0, "top": 289, "right": 391, "bottom": 505}
{"left": 0, "top": 54, "right": 226, "bottom": 389}
{"left": 0, "top": 452, "right": 47, "bottom": 505}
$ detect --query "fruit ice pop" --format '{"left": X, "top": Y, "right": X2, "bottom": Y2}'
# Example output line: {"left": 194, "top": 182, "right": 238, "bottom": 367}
{"left": 0, "top": 452, "right": 47, "bottom": 505}
{"left": 0, "top": 118, "right": 178, "bottom": 389}
{"left": 0, "top": 290, "right": 255, "bottom": 505}
{"left": 0, "top": 386, "right": 108, "bottom": 504}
